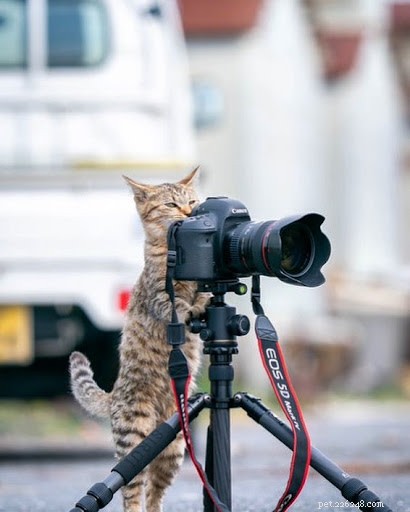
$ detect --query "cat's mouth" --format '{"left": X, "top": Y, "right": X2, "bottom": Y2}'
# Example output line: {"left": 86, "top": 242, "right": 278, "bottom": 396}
{"left": 173, "top": 209, "right": 193, "bottom": 221}
{"left": 178, "top": 206, "right": 193, "bottom": 217}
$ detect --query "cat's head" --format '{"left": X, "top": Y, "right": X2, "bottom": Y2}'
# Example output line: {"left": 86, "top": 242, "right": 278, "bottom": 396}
{"left": 124, "top": 167, "right": 200, "bottom": 241}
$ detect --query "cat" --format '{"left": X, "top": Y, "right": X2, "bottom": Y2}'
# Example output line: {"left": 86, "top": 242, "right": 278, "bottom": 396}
{"left": 69, "top": 168, "right": 211, "bottom": 512}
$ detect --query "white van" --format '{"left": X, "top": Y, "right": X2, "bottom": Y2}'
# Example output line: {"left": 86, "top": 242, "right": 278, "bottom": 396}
{"left": 0, "top": 0, "right": 195, "bottom": 396}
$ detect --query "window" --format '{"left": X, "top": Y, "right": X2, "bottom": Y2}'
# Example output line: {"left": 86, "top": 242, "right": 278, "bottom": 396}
{"left": 192, "top": 81, "right": 224, "bottom": 129}
{"left": 0, "top": 0, "right": 108, "bottom": 69}
{"left": 0, "top": 0, "right": 27, "bottom": 68}
{"left": 47, "top": 0, "right": 109, "bottom": 67}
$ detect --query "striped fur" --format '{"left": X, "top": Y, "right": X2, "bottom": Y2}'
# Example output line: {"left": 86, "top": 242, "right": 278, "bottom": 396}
{"left": 69, "top": 351, "right": 110, "bottom": 418}
{"left": 69, "top": 168, "right": 210, "bottom": 512}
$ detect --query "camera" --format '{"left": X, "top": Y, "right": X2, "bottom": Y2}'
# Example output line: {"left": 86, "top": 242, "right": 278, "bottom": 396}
{"left": 169, "top": 196, "right": 331, "bottom": 287}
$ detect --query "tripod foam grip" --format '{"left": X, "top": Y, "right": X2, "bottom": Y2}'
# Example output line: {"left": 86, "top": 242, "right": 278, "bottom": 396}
{"left": 113, "top": 423, "right": 177, "bottom": 484}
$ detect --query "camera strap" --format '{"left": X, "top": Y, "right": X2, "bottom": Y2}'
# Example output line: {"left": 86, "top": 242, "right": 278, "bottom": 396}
{"left": 168, "top": 349, "right": 230, "bottom": 512}
{"left": 252, "top": 276, "right": 311, "bottom": 512}
{"left": 166, "top": 224, "right": 230, "bottom": 512}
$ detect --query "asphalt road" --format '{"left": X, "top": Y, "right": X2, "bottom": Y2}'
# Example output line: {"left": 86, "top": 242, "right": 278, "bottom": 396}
{"left": 0, "top": 400, "right": 409, "bottom": 512}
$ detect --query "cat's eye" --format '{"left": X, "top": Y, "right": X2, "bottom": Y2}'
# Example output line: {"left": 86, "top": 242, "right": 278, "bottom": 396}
{"left": 165, "top": 202, "right": 178, "bottom": 208}
{"left": 189, "top": 200, "right": 197, "bottom": 205}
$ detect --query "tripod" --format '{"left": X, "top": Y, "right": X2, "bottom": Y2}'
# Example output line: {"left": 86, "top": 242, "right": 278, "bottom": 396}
{"left": 69, "top": 282, "right": 393, "bottom": 512}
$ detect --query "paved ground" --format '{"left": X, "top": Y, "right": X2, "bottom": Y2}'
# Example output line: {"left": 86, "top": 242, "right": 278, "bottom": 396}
{"left": 0, "top": 399, "right": 409, "bottom": 512}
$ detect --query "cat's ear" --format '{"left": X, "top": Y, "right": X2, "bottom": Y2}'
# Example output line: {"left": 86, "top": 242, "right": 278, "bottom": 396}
{"left": 178, "top": 166, "right": 200, "bottom": 187}
{"left": 123, "top": 175, "right": 153, "bottom": 201}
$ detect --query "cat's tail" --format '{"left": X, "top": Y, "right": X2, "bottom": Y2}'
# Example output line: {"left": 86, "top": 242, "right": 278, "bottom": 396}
{"left": 69, "top": 351, "right": 111, "bottom": 419}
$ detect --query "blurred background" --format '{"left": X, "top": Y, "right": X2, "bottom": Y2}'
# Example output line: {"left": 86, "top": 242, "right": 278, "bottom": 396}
{"left": 0, "top": 0, "right": 409, "bottom": 434}
{"left": 179, "top": 0, "right": 410, "bottom": 398}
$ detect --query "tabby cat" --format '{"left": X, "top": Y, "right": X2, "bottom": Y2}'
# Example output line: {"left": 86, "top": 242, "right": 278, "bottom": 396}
{"left": 69, "top": 168, "right": 210, "bottom": 512}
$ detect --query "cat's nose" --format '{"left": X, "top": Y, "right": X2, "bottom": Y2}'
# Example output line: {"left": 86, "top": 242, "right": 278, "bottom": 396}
{"left": 180, "top": 205, "right": 192, "bottom": 216}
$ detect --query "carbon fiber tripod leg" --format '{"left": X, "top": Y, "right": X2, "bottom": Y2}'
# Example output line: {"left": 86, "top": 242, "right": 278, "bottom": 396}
{"left": 235, "top": 392, "right": 394, "bottom": 512}
{"left": 68, "top": 393, "right": 208, "bottom": 512}
{"left": 203, "top": 407, "right": 232, "bottom": 512}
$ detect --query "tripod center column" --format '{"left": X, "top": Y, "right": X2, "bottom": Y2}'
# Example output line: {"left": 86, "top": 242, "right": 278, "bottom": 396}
{"left": 201, "top": 298, "right": 244, "bottom": 511}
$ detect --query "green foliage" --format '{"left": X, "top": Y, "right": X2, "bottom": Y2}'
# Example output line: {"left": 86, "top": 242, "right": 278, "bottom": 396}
{"left": 0, "top": 399, "right": 83, "bottom": 437}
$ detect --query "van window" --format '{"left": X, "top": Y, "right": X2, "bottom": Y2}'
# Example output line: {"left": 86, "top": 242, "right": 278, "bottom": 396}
{"left": 48, "top": 0, "right": 108, "bottom": 67}
{"left": 0, "top": 0, "right": 27, "bottom": 68}
{"left": 0, "top": 0, "right": 108, "bottom": 69}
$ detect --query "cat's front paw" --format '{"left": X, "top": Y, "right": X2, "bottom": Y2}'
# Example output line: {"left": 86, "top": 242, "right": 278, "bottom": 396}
{"left": 190, "top": 292, "right": 212, "bottom": 319}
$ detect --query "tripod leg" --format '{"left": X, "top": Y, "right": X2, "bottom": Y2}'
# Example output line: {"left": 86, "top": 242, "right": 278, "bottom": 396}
{"left": 235, "top": 393, "right": 394, "bottom": 512}
{"left": 204, "top": 425, "right": 214, "bottom": 512}
{"left": 207, "top": 408, "right": 232, "bottom": 512}
{"left": 68, "top": 393, "right": 208, "bottom": 512}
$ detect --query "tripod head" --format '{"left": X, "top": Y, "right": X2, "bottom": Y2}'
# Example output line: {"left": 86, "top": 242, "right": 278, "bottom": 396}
{"left": 190, "top": 280, "right": 251, "bottom": 353}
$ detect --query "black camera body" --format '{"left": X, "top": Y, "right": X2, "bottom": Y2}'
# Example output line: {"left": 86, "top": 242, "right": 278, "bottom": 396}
{"left": 170, "top": 196, "right": 330, "bottom": 287}
{"left": 172, "top": 197, "right": 251, "bottom": 282}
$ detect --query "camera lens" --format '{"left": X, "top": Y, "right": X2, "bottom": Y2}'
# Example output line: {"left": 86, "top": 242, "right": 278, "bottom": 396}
{"left": 279, "top": 224, "right": 313, "bottom": 276}
{"left": 226, "top": 214, "right": 327, "bottom": 285}
{"left": 226, "top": 220, "right": 279, "bottom": 277}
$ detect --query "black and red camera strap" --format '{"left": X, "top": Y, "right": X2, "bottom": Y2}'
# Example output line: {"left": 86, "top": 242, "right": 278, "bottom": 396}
{"left": 168, "top": 347, "right": 231, "bottom": 512}
{"left": 252, "top": 276, "right": 311, "bottom": 511}
{"left": 254, "top": 317, "right": 311, "bottom": 510}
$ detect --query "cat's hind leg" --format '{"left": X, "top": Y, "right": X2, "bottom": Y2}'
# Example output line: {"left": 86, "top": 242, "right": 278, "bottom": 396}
{"left": 114, "top": 433, "right": 147, "bottom": 512}
{"left": 121, "top": 477, "right": 145, "bottom": 512}
{"left": 112, "top": 403, "right": 157, "bottom": 512}
{"left": 145, "top": 434, "right": 185, "bottom": 512}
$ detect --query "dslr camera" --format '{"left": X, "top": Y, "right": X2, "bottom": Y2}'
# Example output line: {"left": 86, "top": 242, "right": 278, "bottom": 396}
{"left": 168, "top": 196, "right": 330, "bottom": 287}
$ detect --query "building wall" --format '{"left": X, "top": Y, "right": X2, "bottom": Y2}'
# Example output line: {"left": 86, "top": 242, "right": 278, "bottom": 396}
{"left": 183, "top": 0, "right": 409, "bottom": 394}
